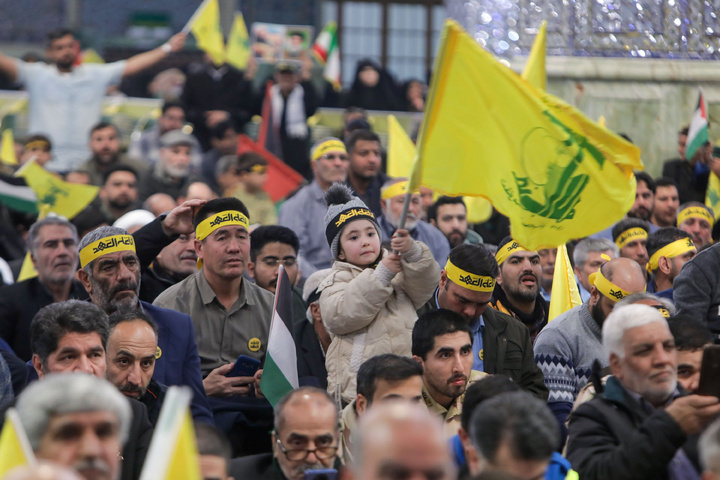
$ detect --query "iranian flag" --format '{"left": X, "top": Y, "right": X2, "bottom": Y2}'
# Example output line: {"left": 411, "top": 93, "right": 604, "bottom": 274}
{"left": 313, "top": 22, "right": 341, "bottom": 90}
{"left": 686, "top": 89, "right": 709, "bottom": 161}
{"left": 259, "top": 265, "right": 299, "bottom": 407}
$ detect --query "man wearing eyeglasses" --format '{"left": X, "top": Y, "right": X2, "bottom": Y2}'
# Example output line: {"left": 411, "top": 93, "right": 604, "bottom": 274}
{"left": 230, "top": 387, "right": 342, "bottom": 480}
{"left": 248, "top": 225, "right": 306, "bottom": 323}
{"left": 279, "top": 137, "right": 350, "bottom": 276}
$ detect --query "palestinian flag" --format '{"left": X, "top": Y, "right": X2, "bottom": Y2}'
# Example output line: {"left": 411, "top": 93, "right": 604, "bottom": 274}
{"left": 312, "top": 22, "right": 341, "bottom": 90}
{"left": 0, "top": 175, "right": 37, "bottom": 214}
{"left": 259, "top": 265, "right": 299, "bottom": 407}
{"left": 686, "top": 89, "right": 709, "bottom": 161}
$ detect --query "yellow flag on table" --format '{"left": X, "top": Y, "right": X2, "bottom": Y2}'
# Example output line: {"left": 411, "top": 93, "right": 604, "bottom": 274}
{"left": 0, "top": 409, "right": 36, "bottom": 476}
{"left": 548, "top": 244, "right": 582, "bottom": 321}
{"left": 387, "top": 114, "right": 416, "bottom": 178}
{"left": 226, "top": 12, "right": 251, "bottom": 71}
{"left": 189, "top": 0, "right": 226, "bottom": 66}
{"left": 521, "top": 21, "right": 547, "bottom": 91}
{"left": 408, "top": 20, "right": 642, "bottom": 250}
{"left": 15, "top": 160, "right": 98, "bottom": 220}
{"left": 139, "top": 387, "right": 201, "bottom": 480}
{"left": 0, "top": 129, "right": 18, "bottom": 165}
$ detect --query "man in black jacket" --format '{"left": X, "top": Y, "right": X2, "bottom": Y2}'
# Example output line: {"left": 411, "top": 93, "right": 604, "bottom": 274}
{"left": 417, "top": 244, "right": 548, "bottom": 401}
{"left": 566, "top": 303, "right": 720, "bottom": 480}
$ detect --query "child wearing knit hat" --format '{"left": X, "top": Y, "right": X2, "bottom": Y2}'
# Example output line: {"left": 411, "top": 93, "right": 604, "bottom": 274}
{"left": 318, "top": 183, "right": 440, "bottom": 404}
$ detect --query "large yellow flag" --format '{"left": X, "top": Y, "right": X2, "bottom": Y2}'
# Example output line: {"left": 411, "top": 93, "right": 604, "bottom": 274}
{"left": 521, "top": 21, "right": 547, "bottom": 91}
{"left": 189, "top": 0, "right": 226, "bottom": 66}
{"left": 0, "top": 129, "right": 18, "bottom": 165}
{"left": 226, "top": 12, "right": 250, "bottom": 71}
{"left": 0, "top": 409, "right": 36, "bottom": 476}
{"left": 548, "top": 244, "right": 582, "bottom": 321}
{"left": 387, "top": 115, "right": 415, "bottom": 178}
{"left": 140, "top": 387, "right": 201, "bottom": 480}
{"left": 15, "top": 160, "right": 98, "bottom": 219}
{"left": 409, "top": 20, "right": 642, "bottom": 250}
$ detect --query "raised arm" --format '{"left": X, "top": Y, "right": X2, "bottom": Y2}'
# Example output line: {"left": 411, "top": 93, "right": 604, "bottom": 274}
{"left": 123, "top": 33, "right": 186, "bottom": 78}
{"left": 0, "top": 51, "right": 19, "bottom": 82}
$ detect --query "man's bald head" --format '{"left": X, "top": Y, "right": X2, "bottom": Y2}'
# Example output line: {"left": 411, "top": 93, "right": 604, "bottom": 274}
{"left": 352, "top": 402, "right": 455, "bottom": 480}
{"left": 589, "top": 257, "right": 648, "bottom": 329}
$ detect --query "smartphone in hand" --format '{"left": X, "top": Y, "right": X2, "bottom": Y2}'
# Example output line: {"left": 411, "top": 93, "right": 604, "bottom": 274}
{"left": 225, "top": 355, "right": 261, "bottom": 378}
{"left": 697, "top": 345, "right": 720, "bottom": 398}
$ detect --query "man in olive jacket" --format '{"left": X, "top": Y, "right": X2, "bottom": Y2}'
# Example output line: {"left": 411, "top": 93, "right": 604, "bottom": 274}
{"left": 417, "top": 244, "right": 548, "bottom": 400}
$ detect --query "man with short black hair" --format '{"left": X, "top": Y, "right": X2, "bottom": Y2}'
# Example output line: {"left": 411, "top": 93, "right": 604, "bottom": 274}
{"left": 100, "top": 165, "right": 140, "bottom": 222}
{"left": 628, "top": 171, "right": 655, "bottom": 222}
{"left": 140, "top": 231, "right": 198, "bottom": 303}
{"left": 0, "top": 28, "right": 186, "bottom": 172}
{"left": 652, "top": 178, "right": 680, "bottom": 228}
{"left": 418, "top": 244, "right": 547, "bottom": 400}
{"left": 646, "top": 227, "right": 696, "bottom": 299}
{"left": 345, "top": 129, "right": 387, "bottom": 217}
{"left": 201, "top": 120, "right": 239, "bottom": 191}
{"left": 0, "top": 216, "right": 87, "bottom": 361}
{"left": 491, "top": 237, "right": 548, "bottom": 340}
{"left": 412, "top": 309, "right": 486, "bottom": 437}
{"left": 677, "top": 201, "right": 715, "bottom": 249}
{"left": 196, "top": 423, "right": 235, "bottom": 480}
{"left": 669, "top": 315, "right": 713, "bottom": 394}
{"left": 80, "top": 122, "right": 147, "bottom": 186}
{"left": 469, "top": 391, "right": 559, "bottom": 480}
{"left": 612, "top": 217, "right": 650, "bottom": 273}
{"left": 428, "top": 196, "right": 483, "bottom": 248}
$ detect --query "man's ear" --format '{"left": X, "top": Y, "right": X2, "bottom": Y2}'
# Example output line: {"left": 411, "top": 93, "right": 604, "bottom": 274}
{"left": 99, "top": 186, "right": 107, "bottom": 201}
{"left": 589, "top": 285, "right": 600, "bottom": 307}
{"left": 412, "top": 355, "right": 424, "bottom": 369}
{"left": 658, "top": 256, "right": 672, "bottom": 275}
{"left": 356, "top": 394, "right": 368, "bottom": 417}
{"left": 247, "top": 261, "right": 255, "bottom": 279}
{"left": 609, "top": 352, "right": 622, "bottom": 379}
{"left": 32, "top": 354, "right": 45, "bottom": 379}
{"left": 429, "top": 218, "right": 437, "bottom": 227}
{"left": 76, "top": 268, "right": 92, "bottom": 295}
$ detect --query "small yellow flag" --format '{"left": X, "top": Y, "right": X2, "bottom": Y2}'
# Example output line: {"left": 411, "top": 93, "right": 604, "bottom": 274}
{"left": 190, "top": 0, "right": 226, "bottom": 66}
{"left": 0, "top": 409, "right": 36, "bottom": 476}
{"left": 387, "top": 115, "right": 416, "bottom": 178}
{"left": 597, "top": 115, "right": 606, "bottom": 128}
{"left": 15, "top": 160, "right": 99, "bottom": 220}
{"left": 706, "top": 171, "right": 720, "bottom": 218}
{"left": 226, "top": 12, "right": 251, "bottom": 71}
{"left": 165, "top": 412, "right": 202, "bottom": 480}
{"left": 81, "top": 48, "right": 105, "bottom": 64}
{"left": 548, "top": 244, "right": 582, "bottom": 321}
{"left": 16, "top": 252, "right": 37, "bottom": 282}
{"left": 0, "top": 129, "right": 18, "bottom": 165}
{"left": 409, "top": 20, "right": 642, "bottom": 250}
{"left": 521, "top": 21, "right": 547, "bottom": 91}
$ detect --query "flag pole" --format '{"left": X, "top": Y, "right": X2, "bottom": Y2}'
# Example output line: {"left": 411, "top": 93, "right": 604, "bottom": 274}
{"left": 182, "top": 0, "right": 211, "bottom": 34}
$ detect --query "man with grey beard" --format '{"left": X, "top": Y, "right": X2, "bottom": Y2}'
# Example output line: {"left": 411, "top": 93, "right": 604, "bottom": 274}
{"left": 377, "top": 178, "right": 450, "bottom": 266}
{"left": 137, "top": 130, "right": 204, "bottom": 201}
{"left": 566, "top": 304, "right": 720, "bottom": 479}
{"left": 76, "top": 224, "right": 213, "bottom": 423}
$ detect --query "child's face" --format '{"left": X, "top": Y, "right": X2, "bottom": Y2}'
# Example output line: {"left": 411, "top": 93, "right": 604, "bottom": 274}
{"left": 243, "top": 170, "right": 268, "bottom": 193}
{"left": 338, "top": 219, "right": 380, "bottom": 267}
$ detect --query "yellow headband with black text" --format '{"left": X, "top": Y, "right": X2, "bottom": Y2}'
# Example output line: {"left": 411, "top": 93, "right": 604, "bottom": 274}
{"left": 590, "top": 268, "right": 645, "bottom": 302}
{"left": 79, "top": 235, "right": 135, "bottom": 268}
{"left": 646, "top": 237, "right": 696, "bottom": 272}
{"left": 380, "top": 181, "right": 419, "bottom": 200}
{"left": 195, "top": 210, "right": 249, "bottom": 242}
{"left": 615, "top": 227, "right": 648, "bottom": 250}
{"left": 677, "top": 206, "right": 715, "bottom": 228}
{"left": 311, "top": 139, "right": 347, "bottom": 162}
{"left": 495, "top": 240, "right": 527, "bottom": 266}
{"left": 444, "top": 259, "right": 496, "bottom": 292}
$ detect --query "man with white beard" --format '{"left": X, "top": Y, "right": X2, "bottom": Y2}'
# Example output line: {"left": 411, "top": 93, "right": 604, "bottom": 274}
{"left": 137, "top": 130, "right": 203, "bottom": 201}
{"left": 377, "top": 178, "right": 450, "bottom": 266}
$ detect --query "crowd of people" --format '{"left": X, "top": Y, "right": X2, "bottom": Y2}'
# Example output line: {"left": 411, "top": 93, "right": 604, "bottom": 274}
{"left": 0, "top": 25, "right": 720, "bottom": 480}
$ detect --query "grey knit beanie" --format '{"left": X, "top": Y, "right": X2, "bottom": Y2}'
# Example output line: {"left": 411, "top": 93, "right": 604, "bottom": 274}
{"left": 324, "top": 183, "right": 382, "bottom": 260}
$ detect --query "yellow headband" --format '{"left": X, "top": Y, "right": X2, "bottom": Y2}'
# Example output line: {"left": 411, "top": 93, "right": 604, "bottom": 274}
{"left": 79, "top": 235, "right": 136, "bottom": 268}
{"left": 380, "top": 181, "right": 419, "bottom": 200}
{"left": 615, "top": 227, "right": 648, "bottom": 250}
{"left": 677, "top": 206, "right": 715, "bottom": 228}
{"left": 311, "top": 140, "right": 347, "bottom": 162}
{"left": 590, "top": 269, "right": 645, "bottom": 302}
{"left": 444, "top": 259, "right": 496, "bottom": 292}
{"left": 25, "top": 140, "right": 50, "bottom": 150}
{"left": 495, "top": 240, "right": 527, "bottom": 266}
{"left": 646, "top": 237, "right": 696, "bottom": 272}
{"left": 195, "top": 210, "right": 249, "bottom": 242}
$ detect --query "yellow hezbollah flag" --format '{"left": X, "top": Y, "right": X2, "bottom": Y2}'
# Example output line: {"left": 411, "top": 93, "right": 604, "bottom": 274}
{"left": 706, "top": 171, "right": 720, "bottom": 218}
{"left": 226, "top": 12, "right": 251, "bottom": 71}
{"left": 548, "top": 244, "right": 582, "bottom": 321}
{"left": 15, "top": 160, "right": 98, "bottom": 219}
{"left": 139, "top": 387, "right": 201, "bottom": 480}
{"left": 0, "top": 409, "right": 36, "bottom": 476}
{"left": 0, "top": 129, "right": 18, "bottom": 165}
{"left": 387, "top": 114, "right": 415, "bottom": 178}
{"left": 189, "top": 0, "right": 226, "bottom": 66}
{"left": 521, "top": 21, "right": 547, "bottom": 91}
{"left": 409, "top": 20, "right": 642, "bottom": 250}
